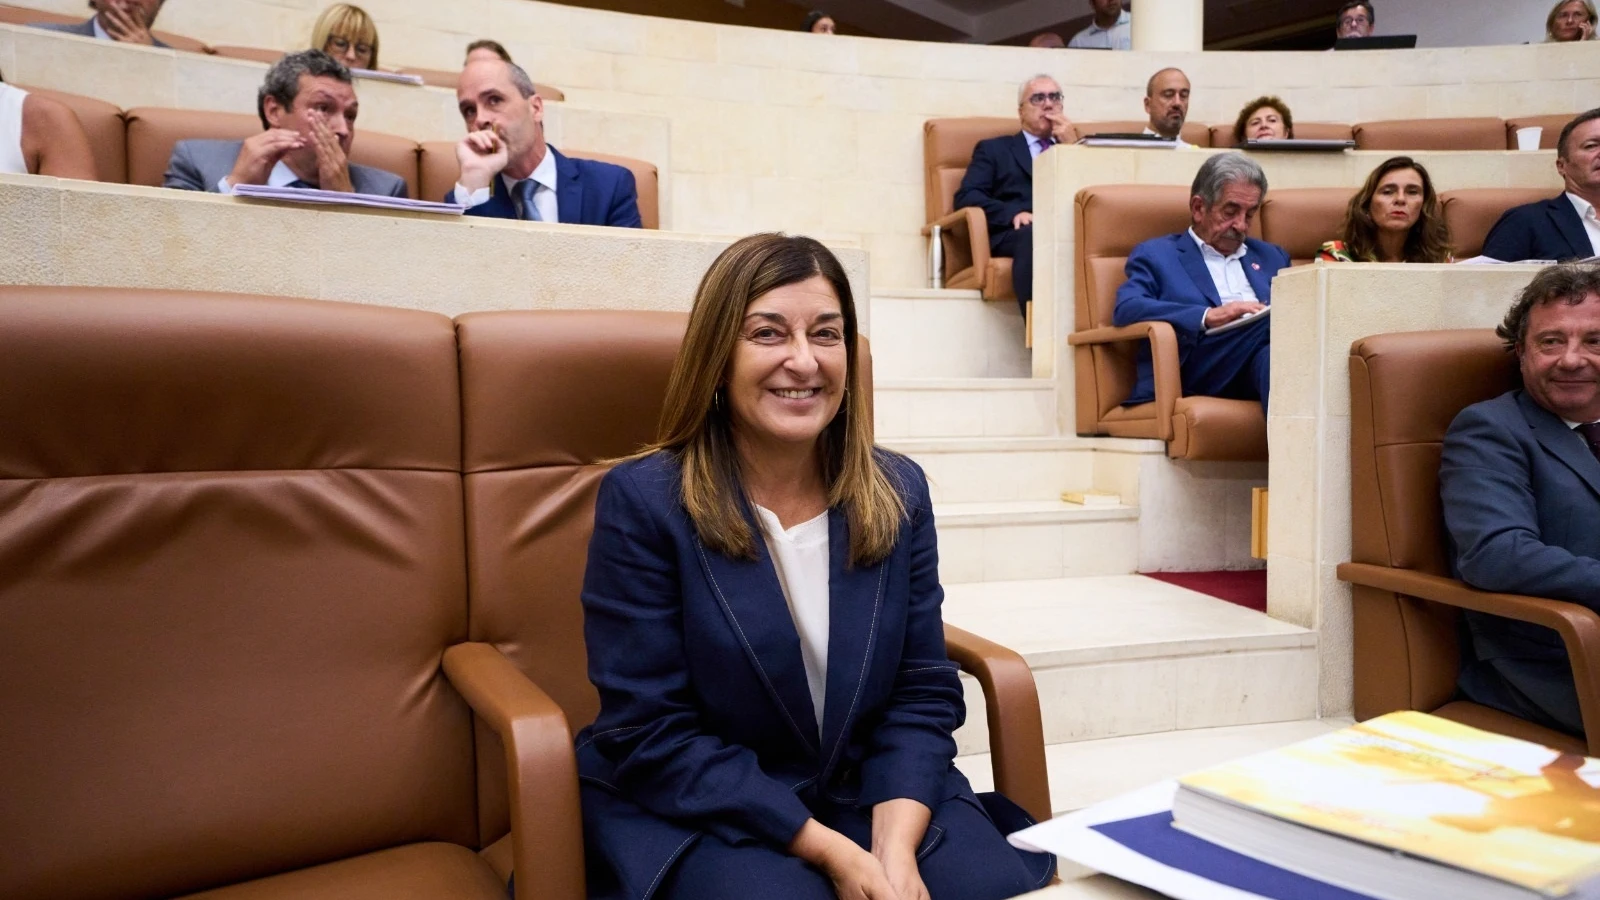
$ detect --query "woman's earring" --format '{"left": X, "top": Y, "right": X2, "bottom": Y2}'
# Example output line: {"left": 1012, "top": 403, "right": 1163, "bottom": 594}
{"left": 713, "top": 387, "right": 725, "bottom": 413}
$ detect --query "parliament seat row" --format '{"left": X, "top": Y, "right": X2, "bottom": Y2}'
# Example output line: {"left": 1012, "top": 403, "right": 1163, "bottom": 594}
{"left": 924, "top": 115, "right": 1572, "bottom": 301}
{"left": 0, "top": 4, "right": 567, "bottom": 99}
{"left": 15, "top": 86, "right": 658, "bottom": 227}
{"left": 0, "top": 286, "right": 1052, "bottom": 900}
{"left": 1070, "top": 182, "right": 1550, "bottom": 462}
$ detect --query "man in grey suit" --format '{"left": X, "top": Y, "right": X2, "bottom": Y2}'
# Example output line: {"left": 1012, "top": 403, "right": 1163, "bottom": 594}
{"left": 164, "top": 50, "right": 407, "bottom": 198}
{"left": 1441, "top": 263, "right": 1600, "bottom": 737}
{"left": 34, "top": 0, "right": 169, "bottom": 48}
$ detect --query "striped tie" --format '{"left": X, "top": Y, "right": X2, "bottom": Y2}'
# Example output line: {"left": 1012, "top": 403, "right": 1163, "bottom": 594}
{"left": 1578, "top": 422, "right": 1600, "bottom": 465}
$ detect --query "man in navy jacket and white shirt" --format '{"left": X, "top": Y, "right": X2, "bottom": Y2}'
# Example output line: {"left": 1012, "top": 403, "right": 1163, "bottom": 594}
{"left": 450, "top": 57, "right": 641, "bottom": 228}
{"left": 1441, "top": 264, "right": 1600, "bottom": 737}
{"left": 1113, "top": 152, "right": 1290, "bottom": 414}
{"left": 1483, "top": 109, "right": 1600, "bottom": 263}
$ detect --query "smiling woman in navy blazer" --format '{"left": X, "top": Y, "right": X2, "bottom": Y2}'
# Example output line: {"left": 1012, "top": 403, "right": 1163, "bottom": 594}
{"left": 573, "top": 233, "right": 1053, "bottom": 900}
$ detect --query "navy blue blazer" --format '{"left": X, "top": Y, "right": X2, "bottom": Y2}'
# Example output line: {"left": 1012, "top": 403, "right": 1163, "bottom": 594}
{"left": 452, "top": 146, "right": 642, "bottom": 228}
{"left": 1441, "top": 391, "right": 1600, "bottom": 731}
{"left": 1112, "top": 232, "right": 1290, "bottom": 405}
{"left": 954, "top": 132, "right": 1034, "bottom": 247}
{"left": 575, "top": 451, "right": 997, "bottom": 899}
{"left": 1481, "top": 194, "right": 1595, "bottom": 262}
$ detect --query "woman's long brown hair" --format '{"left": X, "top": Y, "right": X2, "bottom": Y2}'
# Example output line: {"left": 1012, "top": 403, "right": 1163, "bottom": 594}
{"left": 642, "top": 233, "right": 903, "bottom": 567}
{"left": 1337, "top": 156, "right": 1453, "bottom": 263}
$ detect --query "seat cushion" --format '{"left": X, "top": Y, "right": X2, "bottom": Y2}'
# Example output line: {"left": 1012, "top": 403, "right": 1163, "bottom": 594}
{"left": 1431, "top": 701, "right": 1586, "bottom": 755}
{"left": 1170, "top": 397, "right": 1267, "bottom": 461}
{"left": 177, "top": 843, "right": 507, "bottom": 900}
{"left": 15, "top": 84, "right": 126, "bottom": 183}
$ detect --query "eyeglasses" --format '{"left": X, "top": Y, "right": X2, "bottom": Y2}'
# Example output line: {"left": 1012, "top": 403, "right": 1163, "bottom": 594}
{"left": 328, "top": 36, "right": 374, "bottom": 57}
{"left": 1026, "top": 91, "right": 1064, "bottom": 107}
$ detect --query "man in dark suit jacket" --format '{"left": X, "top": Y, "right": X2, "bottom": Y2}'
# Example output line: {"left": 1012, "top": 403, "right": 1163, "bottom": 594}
{"left": 1113, "top": 152, "right": 1290, "bottom": 413}
{"left": 449, "top": 58, "right": 641, "bottom": 228}
{"left": 33, "top": 0, "right": 170, "bottom": 48}
{"left": 953, "top": 74, "right": 1076, "bottom": 318}
{"left": 163, "top": 50, "right": 407, "bottom": 197}
{"left": 1482, "top": 109, "right": 1600, "bottom": 262}
{"left": 1441, "top": 264, "right": 1600, "bottom": 737}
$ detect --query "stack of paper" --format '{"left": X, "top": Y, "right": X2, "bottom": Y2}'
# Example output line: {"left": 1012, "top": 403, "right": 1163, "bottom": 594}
{"left": 231, "top": 184, "right": 464, "bottom": 215}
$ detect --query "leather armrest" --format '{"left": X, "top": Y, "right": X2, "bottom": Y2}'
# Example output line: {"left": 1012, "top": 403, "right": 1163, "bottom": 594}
{"left": 943, "top": 623, "right": 1050, "bottom": 823}
{"left": 1336, "top": 563, "right": 1600, "bottom": 754}
{"left": 922, "top": 207, "right": 991, "bottom": 282}
{"left": 443, "top": 642, "right": 586, "bottom": 900}
{"left": 1066, "top": 321, "right": 1182, "bottom": 442}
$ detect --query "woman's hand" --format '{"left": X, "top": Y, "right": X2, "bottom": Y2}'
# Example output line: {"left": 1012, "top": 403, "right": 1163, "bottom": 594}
{"left": 790, "top": 819, "right": 899, "bottom": 900}
{"left": 876, "top": 846, "right": 931, "bottom": 900}
{"left": 872, "top": 798, "right": 933, "bottom": 900}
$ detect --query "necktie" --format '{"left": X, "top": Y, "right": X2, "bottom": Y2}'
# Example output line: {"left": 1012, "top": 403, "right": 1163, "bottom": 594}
{"left": 515, "top": 179, "right": 543, "bottom": 222}
{"left": 1578, "top": 422, "right": 1600, "bottom": 465}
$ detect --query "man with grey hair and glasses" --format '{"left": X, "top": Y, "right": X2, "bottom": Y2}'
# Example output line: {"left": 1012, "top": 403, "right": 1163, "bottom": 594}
{"left": 1113, "top": 152, "right": 1289, "bottom": 413}
{"left": 164, "top": 49, "right": 406, "bottom": 196}
{"left": 1441, "top": 263, "right": 1600, "bottom": 739}
{"left": 450, "top": 56, "right": 640, "bottom": 227}
{"left": 953, "top": 74, "right": 1077, "bottom": 319}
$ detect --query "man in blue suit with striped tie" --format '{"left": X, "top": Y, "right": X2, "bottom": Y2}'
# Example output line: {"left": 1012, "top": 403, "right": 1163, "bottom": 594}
{"left": 954, "top": 74, "right": 1077, "bottom": 318}
{"left": 1114, "top": 152, "right": 1290, "bottom": 414}
{"left": 449, "top": 57, "right": 641, "bottom": 228}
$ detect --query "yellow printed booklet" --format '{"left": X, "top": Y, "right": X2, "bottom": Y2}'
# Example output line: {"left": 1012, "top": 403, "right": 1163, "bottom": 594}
{"left": 1173, "top": 712, "right": 1600, "bottom": 900}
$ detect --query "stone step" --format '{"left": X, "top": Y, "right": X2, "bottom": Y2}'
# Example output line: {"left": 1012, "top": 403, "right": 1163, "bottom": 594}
{"left": 933, "top": 500, "right": 1139, "bottom": 585}
{"left": 868, "top": 289, "right": 1029, "bottom": 380}
{"left": 874, "top": 377, "right": 1057, "bottom": 439}
{"left": 943, "top": 575, "right": 1317, "bottom": 756}
{"left": 957, "top": 718, "right": 1347, "bottom": 818}
{"left": 883, "top": 436, "right": 1123, "bottom": 504}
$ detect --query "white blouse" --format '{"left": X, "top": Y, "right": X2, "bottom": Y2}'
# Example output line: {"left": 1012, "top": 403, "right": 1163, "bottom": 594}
{"left": 754, "top": 504, "right": 830, "bottom": 736}
{"left": 0, "top": 83, "right": 28, "bottom": 176}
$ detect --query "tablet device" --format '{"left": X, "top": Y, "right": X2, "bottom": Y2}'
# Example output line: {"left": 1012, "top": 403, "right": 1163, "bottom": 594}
{"left": 1333, "top": 35, "right": 1417, "bottom": 49}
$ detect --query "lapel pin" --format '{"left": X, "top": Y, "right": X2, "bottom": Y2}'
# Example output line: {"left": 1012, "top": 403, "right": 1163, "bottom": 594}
{"left": 1250, "top": 262, "right": 1260, "bottom": 270}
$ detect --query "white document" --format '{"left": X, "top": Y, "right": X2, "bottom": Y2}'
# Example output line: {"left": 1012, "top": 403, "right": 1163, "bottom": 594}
{"left": 1203, "top": 305, "right": 1270, "bottom": 336}
{"left": 350, "top": 68, "right": 425, "bottom": 86}
{"left": 230, "top": 184, "right": 465, "bottom": 215}
{"left": 1009, "top": 782, "right": 1274, "bottom": 900}
{"left": 1454, "top": 256, "right": 1558, "bottom": 265}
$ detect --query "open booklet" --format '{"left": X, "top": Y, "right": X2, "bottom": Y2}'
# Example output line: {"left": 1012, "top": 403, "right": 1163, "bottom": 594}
{"left": 1204, "top": 305, "right": 1270, "bottom": 336}
{"left": 230, "top": 184, "right": 465, "bottom": 215}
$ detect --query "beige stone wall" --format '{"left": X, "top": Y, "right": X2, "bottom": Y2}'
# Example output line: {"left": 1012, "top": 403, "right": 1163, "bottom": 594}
{"left": 1266, "top": 264, "right": 1543, "bottom": 717}
{"left": 11, "top": 0, "right": 1600, "bottom": 288}
{"left": 0, "top": 174, "right": 868, "bottom": 321}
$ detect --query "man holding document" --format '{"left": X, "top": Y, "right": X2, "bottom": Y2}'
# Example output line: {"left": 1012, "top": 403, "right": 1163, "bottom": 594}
{"left": 1113, "top": 152, "right": 1289, "bottom": 414}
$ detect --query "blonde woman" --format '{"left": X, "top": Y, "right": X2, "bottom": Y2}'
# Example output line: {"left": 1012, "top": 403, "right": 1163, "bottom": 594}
{"left": 1547, "top": 0, "right": 1597, "bottom": 41}
{"left": 310, "top": 3, "right": 379, "bottom": 70}
{"left": 570, "top": 233, "right": 1054, "bottom": 900}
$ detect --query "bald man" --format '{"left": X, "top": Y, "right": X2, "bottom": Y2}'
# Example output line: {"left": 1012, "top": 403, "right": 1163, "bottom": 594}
{"left": 1143, "top": 68, "right": 1192, "bottom": 146}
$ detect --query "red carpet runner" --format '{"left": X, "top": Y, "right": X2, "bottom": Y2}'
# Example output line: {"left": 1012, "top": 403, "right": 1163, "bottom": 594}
{"left": 1142, "top": 570, "right": 1267, "bottom": 612}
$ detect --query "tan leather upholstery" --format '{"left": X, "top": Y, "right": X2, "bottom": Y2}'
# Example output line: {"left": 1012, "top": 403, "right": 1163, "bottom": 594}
{"left": 1206, "top": 121, "right": 1353, "bottom": 148}
{"left": 0, "top": 287, "right": 485, "bottom": 900}
{"left": 0, "top": 3, "right": 78, "bottom": 26}
{"left": 124, "top": 106, "right": 421, "bottom": 197}
{"left": 1440, "top": 187, "right": 1556, "bottom": 259}
{"left": 15, "top": 83, "right": 127, "bottom": 182}
{"left": 1504, "top": 114, "right": 1571, "bottom": 150}
{"left": 207, "top": 45, "right": 285, "bottom": 64}
{"left": 401, "top": 67, "right": 566, "bottom": 101}
{"left": 1070, "top": 183, "right": 1267, "bottom": 460}
{"left": 1259, "top": 187, "right": 1351, "bottom": 265}
{"left": 417, "top": 141, "right": 659, "bottom": 228}
{"left": 922, "top": 117, "right": 1018, "bottom": 301}
{"left": 1341, "top": 329, "right": 1593, "bottom": 755}
{"left": 1354, "top": 117, "right": 1507, "bottom": 151}
{"left": 1076, "top": 120, "right": 1212, "bottom": 147}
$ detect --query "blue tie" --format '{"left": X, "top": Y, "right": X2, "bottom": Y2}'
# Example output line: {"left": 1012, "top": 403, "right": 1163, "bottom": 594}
{"left": 515, "top": 179, "right": 542, "bottom": 221}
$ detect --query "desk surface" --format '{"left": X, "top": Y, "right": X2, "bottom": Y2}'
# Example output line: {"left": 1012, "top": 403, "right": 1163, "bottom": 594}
{"left": 1023, "top": 874, "right": 1163, "bottom": 898}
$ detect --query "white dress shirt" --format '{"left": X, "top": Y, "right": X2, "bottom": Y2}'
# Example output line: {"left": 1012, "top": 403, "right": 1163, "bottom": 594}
{"left": 1565, "top": 192, "right": 1600, "bottom": 257}
{"left": 0, "top": 83, "right": 27, "bottom": 176}
{"left": 91, "top": 16, "right": 111, "bottom": 41}
{"left": 1143, "top": 125, "right": 1190, "bottom": 149}
{"left": 217, "top": 159, "right": 309, "bottom": 195}
{"left": 1189, "top": 227, "right": 1259, "bottom": 330}
{"left": 1068, "top": 10, "right": 1132, "bottom": 50}
{"left": 754, "top": 505, "right": 830, "bottom": 736}
{"left": 454, "top": 148, "right": 559, "bottom": 222}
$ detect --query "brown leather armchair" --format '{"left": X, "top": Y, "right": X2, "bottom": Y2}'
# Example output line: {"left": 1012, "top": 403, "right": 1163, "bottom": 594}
{"left": 1505, "top": 114, "right": 1571, "bottom": 150}
{"left": 14, "top": 82, "right": 127, "bottom": 182}
{"left": 1338, "top": 329, "right": 1596, "bottom": 755}
{"left": 921, "top": 117, "right": 1019, "bottom": 300}
{"left": 0, "top": 3, "right": 206, "bottom": 50}
{"left": 1353, "top": 117, "right": 1508, "bottom": 151}
{"left": 1069, "top": 183, "right": 1268, "bottom": 461}
{"left": 1206, "top": 122, "right": 1353, "bottom": 148}
{"left": 1441, "top": 187, "right": 1558, "bottom": 259}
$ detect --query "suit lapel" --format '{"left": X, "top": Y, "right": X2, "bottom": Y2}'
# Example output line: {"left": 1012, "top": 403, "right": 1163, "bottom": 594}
{"left": 817, "top": 508, "right": 888, "bottom": 779}
{"left": 1548, "top": 196, "right": 1593, "bottom": 260}
{"left": 1519, "top": 391, "right": 1600, "bottom": 500}
{"left": 1176, "top": 236, "right": 1222, "bottom": 306}
{"left": 553, "top": 148, "right": 581, "bottom": 226}
{"left": 1011, "top": 132, "right": 1034, "bottom": 180}
{"left": 695, "top": 505, "right": 822, "bottom": 757}
{"left": 1240, "top": 244, "right": 1273, "bottom": 300}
